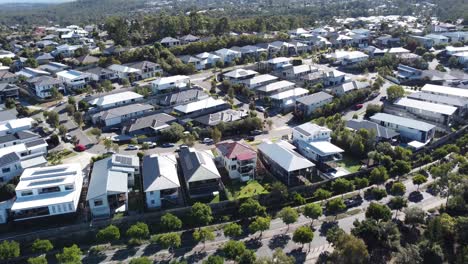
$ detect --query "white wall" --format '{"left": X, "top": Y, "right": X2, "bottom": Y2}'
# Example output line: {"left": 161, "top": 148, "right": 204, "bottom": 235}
{"left": 145, "top": 190, "right": 161, "bottom": 208}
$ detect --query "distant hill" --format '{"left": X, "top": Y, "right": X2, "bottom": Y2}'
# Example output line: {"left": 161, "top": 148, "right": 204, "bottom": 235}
{"left": 0, "top": 0, "right": 74, "bottom": 3}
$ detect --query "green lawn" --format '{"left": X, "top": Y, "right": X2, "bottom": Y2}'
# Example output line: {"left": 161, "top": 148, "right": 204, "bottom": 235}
{"left": 336, "top": 154, "right": 361, "bottom": 173}
{"left": 237, "top": 181, "right": 268, "bottom": 199}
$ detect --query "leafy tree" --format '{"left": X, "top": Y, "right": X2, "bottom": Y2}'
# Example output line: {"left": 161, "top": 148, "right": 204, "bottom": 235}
{"left": 191, "top": 202, "right": 213, "bottom": 227}
{"left": 302, "top": 203, "right": 322, "bottom": 225}
{"left": 126, "top": 222, "right": 149, "bottom": 239}
{"left": 193, "top": 227, "right": 215, "bottom": 248}
{"left": 78, "top": 100, "right": 89, "bottom": 111}
{"left": 354, "top": 177, "right": 369, "bottom": 192}
{"left": 329, "top": 231, "right": 369, "bottom": 264}
{"left": 73, "top": 112, "right": 83, "bottom": 128}
{"left": 65, "top": 104, "right": 75, "bottom": 116}
{"left": 332, "top": 178, "right": 354, "bottom": 197}
{"left": 211, "top": 127, "right": 222, "bottom": 143}
{"left": 46, "top": 111, "right": 60, "bottom": 129}
{"left": 255, "top": 248, "right": 295, "bottom": 264}
{"left": 32, "top": 239, "right": 53, "bottom": 253}
{"left": 270, "top": 182, "right": 288, "bottom": 201}
{"left": 0, "top": 240, "right": 20, "bottom": 260}
{"left": 352, "top": 219, "right": 400, "bottom": 255}
{"left": 390, "top": 182, "right": 406, "bottom": 196}
{"left": 404, "top": 206, "right": 426, "bottom": 228}
{"left": 426, "top": 213, "right": 455, "bottom": 243}
{"left": 393, "top": 244, "right": 422, "bottom": 264}
{"left": 390, "top": 160, "right": 411, "bottom": 177}
{"left": 161, "top": 123, "right": 185, "bottom": 142}
{"left": 365, "top": 202, "right": 391, "bottom": 221}
{"left": 412, "top": 174, "right": 427, "bottom": 191}
{"left": 365, "top": 104, "right": 382, "bottom": 118}
{"left": 388, "top": 197, "right": 407, "bottom": 219}
{"left": 161, "top": 213, "right": 182, "bottom": 231}
{"left": 203, "top": 255, "right": 224, "bottom": 264}
{"left": 58, "top": 125, "right": 68, "bottom": 137}
{"left": 387, "top": 85, "right": 405, "bottom": 101}
{"left": 68, "top": 96, "right": 76, "bottom": 105}
{"left": 314, "top": 188, "right": 332, "bottom": 204}
{"left": 28, "top": 256, "right": 47, "bottom": 264}
{"left": 326, "top": 198, "right": 346, "bottom": 218}
{"left": 223, "top": 222, "right": 242, "bottom": 238}
{"left": 151, "top": 232, "right": 181, "bottom": 253}
{"left": 129, "top": 257, "right": 151, "bottom": 264}
{"left": 239, "top": 198, "right": 266, "bottom": 218}
{"left": 103, "top": 138, "right": 113, "bottom": 152}
{"left": 277, "top": 207, "right": 299, "bottom": 229}
{"left": 238, "top": 249, "right": 256, "bottom": 264}
{"left": 370, "top": 187, "right": 387, "bottom": 200}
{"left": 56, "top": 244, "right": 82, "bottom": 264}
{"left": 50, "top": 87, "right": 63, "bottom": 102}
{"left": 249, "top": 216, "right": 271, "bottom": 237}
{"left": 370, "top": 166, "right": 389, "bottom": 185}
{"left": 223, "top": 240, "right": 246, "bottom": 260}
{"left": 96, "top": 225, "right": 120, "bottom": 243}
{"left": 292, "top": 226, "right": 314, "bottom": 249}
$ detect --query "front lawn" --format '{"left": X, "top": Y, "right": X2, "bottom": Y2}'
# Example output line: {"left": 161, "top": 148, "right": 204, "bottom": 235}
{"left": 336, "top": 154, "right": 361, "bottom": 173}
{"left": 225, "top": 180, "right": 268, "bottom": 200}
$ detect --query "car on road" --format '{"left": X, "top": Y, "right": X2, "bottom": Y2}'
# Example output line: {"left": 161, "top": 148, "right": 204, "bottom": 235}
{"left": 147, "top": 142, "right": 157, "bottom": 148}
{"left": 74, "top": 144, "right": 86, "bottom": 152}
{"left": 203, "top": 138, "right": 214, "bottom": 144}
{"left": 64, "top": 133, "right": 73, "bottom": 142}
{"left": 126, "top": 145, "right": 139, "bottom": 150}
{"left": 380, "top": 96, "right": 387, "bottom": 101}
{"left": 353, "top": 104, "right": 364, "bottom": 110}
{"left": 368, "top": 92, "right": 379, "bottom": 100}
{"left": 161, "top": 143, "right": 175, "bottom": 148}
{"left": 255, "top": 106, "right": 266, "bottom": 112}
{"left": 250, "top": 129, "right": 263, "bottom": 136}
{"left": 246, "top": 136, "right": 255, "bottom": 141}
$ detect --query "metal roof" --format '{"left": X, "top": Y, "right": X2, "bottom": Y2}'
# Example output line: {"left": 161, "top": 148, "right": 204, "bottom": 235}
{"left": 142, "top": 154, "right": 180, "bottom": 192}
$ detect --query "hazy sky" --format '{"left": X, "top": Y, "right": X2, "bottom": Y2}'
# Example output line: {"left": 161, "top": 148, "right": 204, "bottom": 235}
{"left": 0, "top": 0, "right": 74, "bottom": 3}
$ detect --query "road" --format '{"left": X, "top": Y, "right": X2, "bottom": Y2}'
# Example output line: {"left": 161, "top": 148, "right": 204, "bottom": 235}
{"left": 82, "top": 173, "right": 444, "bottom": 264}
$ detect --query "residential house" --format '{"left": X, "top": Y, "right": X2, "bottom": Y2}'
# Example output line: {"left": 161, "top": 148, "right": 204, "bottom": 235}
{"left": 75, "top": 54, "right": 99, "bottom": 65}
{"left": 16, "top": 67, "right": 50, "bottom": 79}
{"left": 0, "top": 130, "right": 40, "bottom": 148}
{"left": 85, "top": 67, "right": 118, "bottom": 82}
{"left": 0, "top": 83, "right": 19, "bottom": 103}
{"left": 431, "top": 23, "right": 457, "bottom": 32}
{"left": 107, "top": 64, "right": 141, "bottom": 81}
{"left": 92, "top": 103, "right": 153, "bottom": 127}
{"left": 269, "top": 88, "right": 309, "bottom": 110}
{"left": 263, "top": 57, "right": 292, "bottom": 71}
{"left": 421, "top": 84, "right": 468, "bottom": 100}
{"left": 38, "top": 62, "right": 69, "bottom": 74}
{"left": 222, "top": 69, "right": 258, "bottom": 84}
{"left": 193, "top": 109, "right": 248, "bottom": 127}
{"left": 158, "top": 88, "right": 208, "bottom": 107}
{"left": 370, "top": 113, "right": 435, "bottom": 143}
{"left": 242, "top": 74, "right": 278, "bottom": 89}
{"left": 256, "top": 80, "right": 295, "bottom": 98}
{"left": 124, "top": 113, "right": 177, "bottom": 136}
{"left": 160, "top": 37, "right": 180, "bottom": 47}
{"left": 35, "top": 53, "right": 54, "bottom": 65}
{"left": 52, "top": 44, "right": 81, "bottom": 57}
{"left": 302, "top": 71, "right": 325, "bottom": 86}
{"left": 425, "top": 34, "right": 450, "bottom": 46}
{"left": 11, "top": 163, "right": 83, "bottom": 221}
{"left": 330, "top": 81, "right": 370, "bottom": 96}
{"left": 453, "top": 52, "right": 468, "bottom": 66}
{"left": 281, "top": 64, "right": 316, "bottom": 80}
{"left": 408, "top": 91, "right": 468, "bottom": 115}
{"left": 142, "top": 154, "right": 181, "bottom": 209}
{"left": 0, "top": 71, "right": 18, "bottom": 84}
{"left": 196, "top": 52, "right": 221, "bottom": 68}
{"left": 375, "top": 35, "right": 401, "bottom": 47}
{"left": 151, "top": 75, "right": 190, "bottom": 93}
{"left": 258, "top": 140, "right": 315, "bottom": 186}
{"left": 329, "top": 50, "right": 369, "bottom": 65}
{"left": 396, "top": 64, "right": 423, "bottom": 82}
{"left": 180, "top": 34, "right": 200, "bottom": 45}
{"left": 56, "top": 70, "right": 91, "bottom": 89}
{"left": 214, "top": 48, "right": 241, "bottom": 64}
{"left": 444, "top": 46, "right": 468, "bottom": 56}
{"left": 27, "top": 76, "right": 64, "bottom": 99}
{"left": 322, "top": 70, "right": 347, "bottom": 86}
{"left": 123, "top": 61, "right": 163, "bottom": 80}
{"left": 178, "top": 147, "right": 222, "bottom": 198}
{"left": 295, "top": 91, "right": 334, "bottom": 116}
{"left": 441, "top": 32, "right": 468, "bottom": 43}
{"left": 393, "top": 97, "right": 458, "bottom": 125}
{"left": 0, "top": 117, "right": 34, "bottom": 136}
{"left": 179, "top": 55, "right": 204, "bottom": 71}
{"left": 409, "top": 35, "right": 434, "bottom": 49}
{"left": 87, "top": 155, "right": 140, "bottom": 218}
{"left": 346, "top": 119, "right": 399, "bottom": 143}
{"left": 215, "top": 140, "right": 257, "bottom": 182}
{"left": 89, "top": 91, "right": 143, "bottom": 110}
{"left": 174, "top": 97, "right": 228, "bottom": 117}
{"left": 0, "top": 50, "right": 15, "bottom": 59}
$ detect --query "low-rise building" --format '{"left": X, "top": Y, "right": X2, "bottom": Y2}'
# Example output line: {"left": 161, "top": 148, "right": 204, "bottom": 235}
{"left": 396, "top": 64, "right": 423, "bottom": 82}
{"left": 142, "top": 154, "right": 180, "bottom": 209}
{"left": 258, "top": 140, "right": 315, "bottom": 186}
{"left": 295, "top": 91, "right": 334, "bottom": 116}
{"left": 408, "top": 91, "right": 468, "bottom": 115}
{"left": 11, "top": 163, "right": 83, "bottom": 221}
{"left": 158, "top": 89, "right": 208, "bottom": 107}
{"left": 56, "top": 70, "right": 91, "bottom": 89}
{"left": 123, "top": 61, "right": 163, "bottom": 80}
{"left": 0, "top": 117, "right": 34, "bottom": 136}
{"left": 330, "top": 80, "right": 369, "bottom": 96}
{"left": 329, "top": 50, "right": 368, "bottom": 65}
{"left": 173, "top": 97, "right": 228, "bottom": 117}
{"left": 92, "top": 103, "right": 153, "bottom": 127}
{"left": 124, "top": 113, "right": 177, "bottom": 136}
{"left": 393, "top": 97, "right": 458, "bottom": 125}
{"left": 269, "top": 87, "right": 309, "bottom": 110}
{"left": 215, "top": 48, "right": 241, "bottom": 64}
{"left": 16, "top": 67, "right": 50, "bottom": 79}
{"left": 193, "top": 109, "right": 248, "bottom": 127}
{"left": 85, "top": 67, "right": 118, "bottom": 82}
{"left": 151, "top": 75, "right": 190, "bottom": 93}
{"left": 222, "top": 69, "right": 258, "bottom": 84}
{"left": 370, "top": 113, "right": 435, "bottom": 143}
{"left": 89, "top": 91, "right": 143, "bottom": 110}
{"left": 241, "top": 74, "right": 278, "bottom": 89}
{"left": 0, "top": 71, "right": 18, "bottom": 84}
{"left": 281, "top": 64, "right": 316, "bottom": 80}
{"left": 179, "top": 147, "right": 222, "bottom": 198}
{"left": 346, "top": 119, "right": 400, "bottom": 143}
{"left": 160, "top": 37, "right": 180, "bottom": 47}
{"left": 215, "top": 140, "right": 257, "bottom": 182}
{"left": 322, "top": 70, "right": 347, "bottom": 86}
{"left": 0, "top": 83, "right": 19, "bottom": 103}
{"left": 107, "top": 64, "right": 140, "bottom": 80}
{"left": 256, "top": 80, "right": 295, "bottom": 97}
{"left": 27, "top": 76, "right": 64, "bottom": 99}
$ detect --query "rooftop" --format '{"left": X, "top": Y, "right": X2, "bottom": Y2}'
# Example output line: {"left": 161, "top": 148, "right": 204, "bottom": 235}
{"left": 270, "top": 88, "right": 309, "bottom": 100}
{"left": 370, "top": 113, "right": 435, "bottom": 132}
{"left": 16, "top": 163, "right": 82, "bottom": 191}
{"left": 89, "top": 91, "right": 143, "bottom": 107}
{"left": 174, "top": 97, "right": 226, "bottom": 114}
{"left": 142, "top": 154, "right": 180, "bottom": 192}
{"left": 296, "top": 91, "right": 333, "bottom": 105}
{"left": 394, "top": 97, "right": 458, "bottom": 115}
{"left": 179, "top": 147, "right": 220, "bottom": 183}
{"left": 258, "top": 140, "right": 315, "bottom": 172}
{"left": 257, "top": 80, "right": 295, "bottom": 93}
{"left": 216, "top": 140, "right": 257, "bottom": 160}
{"left": 223, "top": 69, "right": 258, "bottom": 79}
{"left": 421, "top": 84, "right": 468, "bottom": 99}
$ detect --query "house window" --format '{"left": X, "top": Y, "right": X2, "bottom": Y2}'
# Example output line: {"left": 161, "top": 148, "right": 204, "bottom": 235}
{"left": 231, "top": 165, "right": 237, "bottom": 170}
{"left": 150, "top": 191, "right": 154, "bottom": 195}
{"left": 57, "top": 206, "right": 62, "bottom": 213}
{"left": 65, "top": 185, "right": 74, "bottom": 191}
{"left": 21, "top": 190, "right": 33, "bottom": 196}
{"left": 51, "top": 206, "right": 56, "bottom": 214}
{"left": 39, "top": 186, "right": 61, "bottom": 194}
{"left": 94, "top": 200, "right": 103, "bottom": 206}
{"left": 1, "top": 167, "right": 10, "bottom": 173}
{"left": 68, "top": 203, "right": 73, "bottom": 211}
{"left": 62, "top": 204, "right": 67, "bottom": 212}
{"left": 151, "top": 200, "right": 155, "bottom": 204}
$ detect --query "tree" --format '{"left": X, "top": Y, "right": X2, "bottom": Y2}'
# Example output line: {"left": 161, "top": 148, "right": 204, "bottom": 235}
{"left": 370, "top": 166, "right": 389, "bottom": 185}
{"left": 412, "top": 174, "right": 427, "bottom": 191}
{"left": 326, "top": 198, "right": 346, "bottom": 218}
{"left": 58, "top": 125, "right": 68, "bottom": 137}
{"left": 223, "top": 240, "right": 246, "bottom": 260}
{"left": 50, "top": 87, "right": 63, "bottom": 102}
{"left": 126, "top": 222, "right": 149, "bottom": 239}
{"left": 129, "top": 257, "right": 152, "bottom": 264}
{"left": 390, "top": 182, "right": 406, "bottom": 196}
{"left": 96, "top": 225, "right": 120, "bottom": 243}
{"left": 28, "top": 256, "right": 47, "bottom": 264}
{"left": 292, "top": 226, "right": 314, "bottom": 249}
{"left": 211, "top": 127, "right": 222, "bottom": 143}
{"left": 393, "top": 244, "right": 422, "bottom": 264}
{"left": 329, "top": 232, "right": 369, "bottom": 264}
{"left": 238, "top": 249, "right": 256, "bottom": 264}
{"left": 365, "top": 202, "right": 391, "bottom": 221}
{"left": 46, "top": 111, "right": 59, "bottom": 129}
{"left": 404, "top": 206, "right": 425, "bottom": 228}
{"left": 249, "top": 216, "right": 271, "bottom": 237}
{"left": 255, "top": 248, "right": 295, "bottom": 264}
{"left": 239, "top": 198, "right": 266, "bottom": 218}
{"left": 56, "top": 244, "right": 82, "bottom": 264}
{"left": 388, "top": 197, "right": 407, "bottom": 219}
{"left": 31, "top": 239, "right": 53, "bottom": 253}
{"left": 73, "top": 112, "right": 83, "bottom": 128}
{"left": 191, "top": 202, "right": 213, "bottom": 227}
{"left": 390, "top": 160, "right": 411, "bottom": 177}
{"left": 314, "top": 188, "right": 332, "bottom": 204}
{"left": 103, "top": 138, "right": 113, "bottom": 152}
{"left": 161, "top": 213, "right": 182, "bottom": 231}
{"left": 151, "top": 232, "right": 181, "bottom": 253}
{"left": 277, "top": 207, "right": 299, "bottom": 229}
{"left": 193, "top": 227, "right": 215, "bottom": 248}
{"left": 302, "top": 203, "right": 322, "bottom": 225}
{"left": 365, "top": 104, "right": 382, "bottom": 118}
{"left": 332, "top": 178, "right": 354, "bottom": 197}
{"left": 387, "top": 85, "right": 405, "bottom": 101}
{"left": 354, "top": 177, "right": 369, "bottom": 193}
{"left": 223, "top": 222, "right": 243, "bottom": 238}
{"left": 65, "top": 104, "right": 75, "bottom": 116}
{"left": 270, "top": 182, "right": 288, "bottom": 201}
{"left": 25, "top": 57, "right": 39, "bottom": 68}
{"left": 203, "top": 255, "right": 224, "bottom": 264}
{"left": 0, "top": 240, "right": 20, "bottom": 260}
{"left": 370, "top": 187, "right": 387, "bottom": 200}
{"left": 68, "top": 96, "right": 76, "bottom": 105}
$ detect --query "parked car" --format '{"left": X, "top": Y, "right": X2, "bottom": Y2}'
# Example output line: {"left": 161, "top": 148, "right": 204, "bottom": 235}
{"left": 246, "top": 136, "right": 255, "bottom": 141}
{"left": 380, "top": 96, "right": 387, "bottom": 101}
{"left": 368, "top": 92, "right": 379, "bottom": 99}
{"left": 161, "top": 143, "right": 175, "bottom": 148}
{"left": 126, "top": 145, "right": 139, "bottom": 150}
{"left": 74, "top": 144, "right": 86, "bottom": 152}
{"left": 64, "top": 133, "right": 73, "bottom": 142}
{"left": 250, "top": 129, "right": 263, "bottom": 136}
{"left": 353, "top": 104, "right": 364, "bottom": 110}
{"left": 255, "top": 106, "right": 266, "bottom": 112}
{"left": 147, "top": 142, "right": 157, "bottom": 148}
{"left": 203, "top": 138, "right": 214, "bottom": 144}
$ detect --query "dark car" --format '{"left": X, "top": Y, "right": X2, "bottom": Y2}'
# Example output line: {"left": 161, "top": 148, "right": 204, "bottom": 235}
{"left": 380, "top": 96, "right": 387, "bottom": 101}
{"left": 250, "top": 129, "right": 263, "bottom": 136}
{"left": 161, "top": 143, "right": 175, "bottom": 148}
{"left": 354, "top": 104, "right": 364, "bottom": 110}
{"left": 246, "top": 136, "right": 255, "bottom": 141}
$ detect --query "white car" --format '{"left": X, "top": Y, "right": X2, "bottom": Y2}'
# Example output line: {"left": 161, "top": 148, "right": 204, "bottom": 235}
{"left": 203, "top": 138, "right": 214, "bottom": 144}
{"left": 64, "top": 133, "right": 73, "bottom": 142}
{"left": 126, "top": 145, "right": 139, "bottom": 150}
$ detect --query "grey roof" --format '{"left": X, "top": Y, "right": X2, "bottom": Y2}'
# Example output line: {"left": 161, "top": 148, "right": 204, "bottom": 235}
{"left": 97, "top": 104, "right": 153, "bottom": 121}
{"left": 85, "top": 66, "right": 114, "bottom": 75}
{"left": 142, "top": 155, "right": 180, "bottom": 192}
{"left": 408, "top": 92, "right": 467, "bottom": 107}
{"left": 178, "top": 147, "right": 220, "bottom": 183}
{"left": 0, "top": 83, "right": 19, "bottom": 92}
{"left": 0, "top": 130, "right": 38, "bottom": 144}
{"left": 159, "top": 89, "right": 208, "bottom": 106}
{"left": 160, "top": 37, "right": 180, "bottom": 43}
{"left": 76, "top": 54, "right": 99, "bottom": 64}
{"left": 24, "top": 138, "right": 47, "bottom": 148}
{"left": 0, "top": 109, "right": 17, "bottom": 122}
{"left": 27, "top": 75, "right": 62, "bottom": 86}
{"left": 194, "top": 109, "right": 247, "bottom": 126}
{"left": 180, "top": 34, "right": 199, "bottom": 41}
{"left": 35, "top": 53, "right": 54, "bottom": 61}
{"left": 123, "top": 61, "right": 160, "bottom": 71}
{"left": 258, "top": 141, "right": 315, "bottom": 172}
{"left": 86, "top": 157, "right": 129, "bottom": 200}
{"left": 296, "top": 91, "right": 333, "bottom": 105}
{"left": 346, "top": 120, "right": 399, "bottom": 140}
{"left": 0, "top": 71, "right": 16, "bottom": 79}
{"left": 0, "top": 152, "right": 20, "bottom": 166}
{"left": 370, "top": 113, "right": 435, "bottom": 132}
{"left": 179, "top": 55, "right": 201, "bottom": 64}
{"left": 127, "top": 113, "right": 176, "bottom": 133}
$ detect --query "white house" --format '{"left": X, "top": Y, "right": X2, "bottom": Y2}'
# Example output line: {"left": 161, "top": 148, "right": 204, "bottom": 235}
{"left": 89, "top": 91, "right": 144, "bottom": 110}
{"left": 281, "top": 64, "right": 316, "bottom": 80}
{"left": 16, "top": 67, "right": 50, "bottom": 79}
{"left": 27, "top": 76, "right": 64, "bottom": 99}
{"left": 56, "top": 70, "right": 91, "bottom": 89}
{"left": 269, "top": 87, "right": 309, "bottom": 110}
{"left": 107, "top": 64, "right": 141, "bottom": 80}
{"left": 11, "top": 163, "right": 83, "bottom": 221}
{"left": 370, "top": 113, "right": 435, "bottom": 143}
{"left": 393, "top": 97, "right": 457, "bottom": 126}
{"left": 142, "top": 154, "right": 180, "bottom": 209}
{"left": 196, "top": 52, "right": 221, "bottom": 68}
{"left": 215, "top": 48, "right": 241, "bottom": 64}
{"left": 0, "top": 118, "right": 34, "bottom": 136}
{"left": 329, "top": 50, "right": 369, "bottom": 65}
{"left": 256, "top": 80, "right": 295, "bottom": 97}
{"left": 123, "top": 61, "right": 163, "bottom": 80}
{"left": 425, "top": 34, "right": 449, "bottom": 46}
{"left": 174, "top": 97, "right": 227, "bottom": 116}
{"left": 160, "top": 37, "right": 180, "bottom": 47}
{"left": 295, "top": 91, "right": 334, "bottom": 116}
{"left": 0, "top": 50, "right": 15, "bottom": 59}
{"left": 151, "top": 75, "right": 190, "bottom": 93}
{"left": 223, "top": 69, "right": 258, "bottom": 84}
{"left": 86, "top": 155, "right": 139, "bottom": 218}
{"left": 242, "top": 74, "right": 278, "bottom": 89}
{"left": 92, "top": 103, "right": 153, "bottom": 127}
{"left": 215, "top": 140, "right": 257, "bottom": 182}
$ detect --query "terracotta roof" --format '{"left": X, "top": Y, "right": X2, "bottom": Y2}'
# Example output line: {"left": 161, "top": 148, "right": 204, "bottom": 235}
{"left": 216, "top": 141, "right": 256, "bottom": 160}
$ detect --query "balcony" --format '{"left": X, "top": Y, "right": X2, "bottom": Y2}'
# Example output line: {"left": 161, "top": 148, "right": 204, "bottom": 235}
{"left": 238, "top": 159, "right": 255, "bottom": 167}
